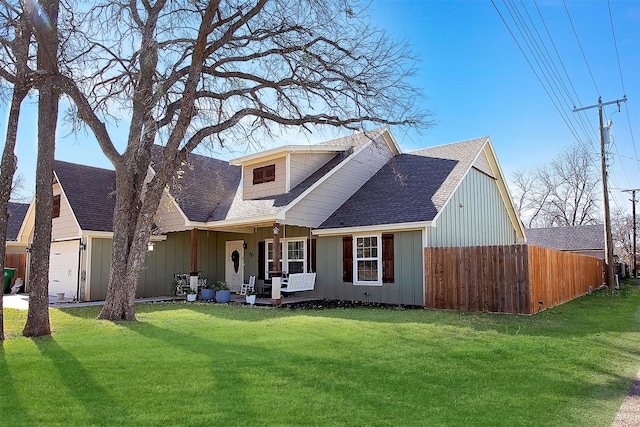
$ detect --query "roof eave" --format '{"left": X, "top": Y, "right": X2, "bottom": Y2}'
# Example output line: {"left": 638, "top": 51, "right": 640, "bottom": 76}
{"left": 313, "top": 221, "right": 432, "bottom": 237}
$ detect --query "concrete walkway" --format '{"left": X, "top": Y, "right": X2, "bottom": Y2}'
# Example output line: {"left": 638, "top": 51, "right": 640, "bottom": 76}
{"left": 612, "top": 371, "right": 640, "bottom": 426}
{"left": 3, "top": 293, "right": 178, "bottom": 310}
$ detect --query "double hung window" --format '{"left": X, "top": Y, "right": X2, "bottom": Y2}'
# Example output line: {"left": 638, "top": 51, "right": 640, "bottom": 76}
{"left": 266, "top": 238, "right": 306, "bottom": 276}
{"left": 355, "top": 236, "right": 381, "bottom": 284}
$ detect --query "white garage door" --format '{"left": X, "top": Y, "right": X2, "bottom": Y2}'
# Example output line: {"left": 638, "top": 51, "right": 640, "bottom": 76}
{"left": 49, "top": 241, "right": 80, "bottom": 299}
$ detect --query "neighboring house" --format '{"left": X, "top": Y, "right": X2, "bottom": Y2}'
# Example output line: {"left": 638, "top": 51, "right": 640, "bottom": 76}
{"left": 19, "top": 128, "right": 525, "bottom": 305}
{"left": 526, "top": 225, "right": 605, "bottom": 259}
{"left": 6, "top": 202, "right": 30, "bottom": 254}
{"left": 4, "top": 202, "right": 30, "bottom": 291}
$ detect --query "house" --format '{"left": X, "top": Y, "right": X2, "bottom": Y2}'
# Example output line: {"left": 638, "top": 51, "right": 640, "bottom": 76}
{"left": 4, "top": 202, "right": 30, "bottom": 291}
{"left": 526, "top": 225, "right": 605, "bottom": 259}
{"left": 19, "top": 128, "right": 525, "bottom": 305}
{"left": 6, "top": 202, "right": 30, "bottom": 254}
{"left": 312, "top": 136, "right": 525, "bottom": 305}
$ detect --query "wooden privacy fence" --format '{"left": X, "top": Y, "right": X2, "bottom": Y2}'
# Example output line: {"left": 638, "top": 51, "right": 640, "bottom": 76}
{"left": 4, "top": 253, "right": 27, "bottom": 290}
{"left": 424, "top": 244, "right": 603, "bottom": 314}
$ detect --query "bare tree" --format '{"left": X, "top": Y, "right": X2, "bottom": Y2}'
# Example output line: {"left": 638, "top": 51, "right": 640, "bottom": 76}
{"left": 510, "top": 143, "right": 600, "bottom": 228}
{"left": 0, "top": 1, "right": 33, "bottom": 340}
{"left": 19, "top": 0, "right": 60, "bottom": 337}
{"left": 510, "top": 169, "right": 551, "bottom": 228}
{"left": 49, "top": 0, "right": 430, "bottom": 321}
{"left": 611, "top": 207, "right": 633, "bottom": 267}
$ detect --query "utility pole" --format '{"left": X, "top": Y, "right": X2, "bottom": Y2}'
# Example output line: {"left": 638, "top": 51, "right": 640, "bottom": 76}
{"left": 573, "top": 96, "right": 627, "bottom": 290}
{"left": 623, "top": 189, "right": 639, "bottom": 278}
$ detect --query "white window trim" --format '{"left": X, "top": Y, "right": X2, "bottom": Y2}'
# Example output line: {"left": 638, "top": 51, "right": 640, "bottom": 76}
{"left": 265, "top": 238, "right": 307, "bottom": 277}
{"left": 353, "top": 234, "right": 382, "bottom": 286}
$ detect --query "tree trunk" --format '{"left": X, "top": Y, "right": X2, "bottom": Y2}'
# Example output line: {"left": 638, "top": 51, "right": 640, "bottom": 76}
{"left": 98, "top": 162, "right": 168, "bottom": 321}
{"left": 0, "top": 88, "right": 27, "bottom": 341}
{"left": 23, "top": 0, "right": 59, "bottom": 337}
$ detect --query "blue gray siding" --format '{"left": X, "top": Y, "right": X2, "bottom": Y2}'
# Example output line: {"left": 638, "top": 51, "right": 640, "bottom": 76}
{"left": 88, "top": 226, "right": 311, "bottom": 300}
{"left": 312, "top": 230, "right": 424, "bottom": 305}
{"left": 427, "top": 168, "right": 517, "bottom": 247}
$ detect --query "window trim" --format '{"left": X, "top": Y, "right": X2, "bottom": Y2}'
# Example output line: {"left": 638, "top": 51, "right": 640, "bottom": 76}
{"left": 265, "top": 237, "right": 307, "bottom": 277}
{"left": 253, "top": 164, "right": 276, "bottom": 185}
{"left": 353, "top": 234, "right": 382, "bottom": 286}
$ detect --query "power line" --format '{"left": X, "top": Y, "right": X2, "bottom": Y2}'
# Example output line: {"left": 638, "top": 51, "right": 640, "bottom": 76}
{"left": 563, "top": 0, "right": 600, "bottom": 96}
{"left": 493, "top": 0, "right": 597, "bottom": 149}
{"left": 531, "top": 0, "right": 598, "bottom": 142}
{"left": 607, "top": 0, "right": 626, "bottom": 95}
{"left": 491, "top": 0, "right": 584, "bottom": 145}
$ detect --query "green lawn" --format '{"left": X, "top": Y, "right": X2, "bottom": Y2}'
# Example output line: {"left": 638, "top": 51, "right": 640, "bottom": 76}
{"left": 2, "top": 282, "right": 640, "bottom": 426}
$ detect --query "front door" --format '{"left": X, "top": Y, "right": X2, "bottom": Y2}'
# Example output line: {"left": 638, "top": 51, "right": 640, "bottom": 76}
{"left": 225, "top": 240, "right": 245, "bottom": 292}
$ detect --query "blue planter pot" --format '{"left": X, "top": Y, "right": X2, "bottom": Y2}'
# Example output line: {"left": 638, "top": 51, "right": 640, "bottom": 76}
{"left": 215, "top": 289, "right": 231, "bottom": 303}
{"left": 201, "top": 288, "right": 215, "bottom": 301}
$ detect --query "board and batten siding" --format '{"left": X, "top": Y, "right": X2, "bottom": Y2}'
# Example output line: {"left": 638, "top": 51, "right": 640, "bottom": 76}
{"left": 51, "top": 183, "right": 81, "bottom": 240}
{"left": 427, "top": 167, "right": 517, "bottom": 247}
{"left": 285, "top": 141, "right": 394, "bottom": 228}
{"left": 313, "top": 230, "right": 424, "bottom": 306}
{"left": 242, "top": 157, "right": 287, "bottom": 200}
{"left": 87, "top": 226, "right": 311, "bottom": 300}
{"left": 154, "top": 192, "right": 187, "bottom": 233}
{"left": 289, "top": 152, "right": 336, "bottom": 190}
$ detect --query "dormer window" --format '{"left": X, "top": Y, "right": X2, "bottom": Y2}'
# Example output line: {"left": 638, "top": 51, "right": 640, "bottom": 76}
{"left": 253, "top": 164, "right": 275, "bottom": 184}
{"left": 52, "top": 195, "right": 61, "bottom": 218}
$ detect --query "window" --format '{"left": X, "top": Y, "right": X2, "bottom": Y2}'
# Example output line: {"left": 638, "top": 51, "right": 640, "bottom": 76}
{"left": 266, "top": 241, "right": 283, "bottom": 274}
{"left": 287, "top": 241, "right": 305, "bottom": 274}
{"left": 345, "top": 234, "right": 394, "bottom": 285}
{"left": 253, "top": 164, "right": 276, "bottom": 184}
{"left": 355, "top": 236, "right": 380, "bottom": 284}
{"left": 52, "top": 195, "right": 61, "bottom": 218}
{"left": 266, "top": 238, "right": 306, "bottom": 276}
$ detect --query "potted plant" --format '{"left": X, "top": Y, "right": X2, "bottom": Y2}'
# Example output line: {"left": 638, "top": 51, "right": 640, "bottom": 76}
{"left": 185, "top": 287, "right": 197, "bottom": 302}
{"left": 200, "top": 279, "right": 215, "bottom": 301}
{"left": 245, "top": 287, "right": 257, "bottom": 305}
{"left": 214, "top": 280, "right": 231, "bottom": 303}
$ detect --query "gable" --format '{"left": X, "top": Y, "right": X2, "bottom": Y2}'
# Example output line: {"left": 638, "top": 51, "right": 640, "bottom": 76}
{"left": 152, "top": 146, "right": 242, "bottom": 223}
{"left": 427, "top": 167, "right": 518, "bottom": 246}
{"left": 54, "top": 161, "right": 117, "bottom": 233}
{"left": 7, "top": 202, "right": 29, "bottom": 241}
{"left": 51, "top": 179, "right": 82, "bottom": 239}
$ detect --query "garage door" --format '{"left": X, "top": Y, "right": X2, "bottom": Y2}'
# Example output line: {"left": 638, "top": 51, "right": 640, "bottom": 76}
{"left": 49, "top": 240, "right": 80, "bottom": 299}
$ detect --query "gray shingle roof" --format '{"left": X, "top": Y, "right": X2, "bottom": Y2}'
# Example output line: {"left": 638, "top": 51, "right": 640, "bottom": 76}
{"left": 154, "top": 148, "right": 242, "bottom": 223}
{"left": 54, "top": 160, "right": 116, "bottom": 232}
{"left": 526, "top": 225, "right": 604, "bottom": 251}
{"left": 319, "top": 137, "right": 488, "bottom": 229}
{"left": 7, "top": 202, "right": 29, "bottom": 241}
{"left": 154, "top": 130, "right": 378, "bottom": 223}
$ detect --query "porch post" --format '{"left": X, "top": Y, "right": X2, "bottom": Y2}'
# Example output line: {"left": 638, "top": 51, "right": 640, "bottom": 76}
{"left": 271, "top": 222, "right": 282, "bottom": 305}
{"left": 190, "top": 229, "right": 199, "bottom": 292}
{"left": 190, "top": 229, "right": 198, "bottom": 274}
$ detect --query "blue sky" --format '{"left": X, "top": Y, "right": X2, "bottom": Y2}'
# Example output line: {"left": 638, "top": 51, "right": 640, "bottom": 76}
{"left": 3, "top": 0, "right": 640, "bottom": 215}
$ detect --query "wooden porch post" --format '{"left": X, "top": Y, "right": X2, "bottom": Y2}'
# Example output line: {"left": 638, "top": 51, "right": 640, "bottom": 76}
{"left": 190, "top": 229, "right": 198, "bottom": 274}
{"left": 271, "top": 223, "right": 282, "bottom": 305}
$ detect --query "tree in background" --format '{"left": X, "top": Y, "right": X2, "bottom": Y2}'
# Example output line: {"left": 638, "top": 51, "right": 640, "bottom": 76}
{"left": 611, "top": 207, "right": 634, "bottom": 268}
{"left": 510, "top": 143, "right": 600, "bottom": 228}
{"left": 47, "top": 0, "right": 430, "bottom": 321}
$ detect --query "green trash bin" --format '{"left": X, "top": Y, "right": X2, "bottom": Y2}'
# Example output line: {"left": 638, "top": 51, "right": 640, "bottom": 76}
{"left": 4, "top": 268, "right": 16, "bottom": 293}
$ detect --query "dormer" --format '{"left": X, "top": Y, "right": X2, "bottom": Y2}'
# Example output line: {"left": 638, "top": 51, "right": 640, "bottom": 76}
{"left": 230, "top": 145, "right": 352, "bottom": 200}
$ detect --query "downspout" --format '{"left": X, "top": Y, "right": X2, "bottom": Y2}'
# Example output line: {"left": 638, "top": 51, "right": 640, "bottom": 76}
{"left": 76, "top": 238, "right": 85, "bottom": 302}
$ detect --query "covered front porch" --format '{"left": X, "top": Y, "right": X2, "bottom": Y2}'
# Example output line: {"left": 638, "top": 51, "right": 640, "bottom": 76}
{"left": 82, "top": 221, "right": 319, "bottom": 302}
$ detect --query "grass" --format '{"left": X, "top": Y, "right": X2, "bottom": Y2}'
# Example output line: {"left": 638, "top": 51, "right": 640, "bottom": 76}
{"left": 2, "top": 282, "right": 640, "bottom": 426}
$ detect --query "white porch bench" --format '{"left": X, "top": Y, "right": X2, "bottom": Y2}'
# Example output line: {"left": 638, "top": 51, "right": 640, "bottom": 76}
{"left": 280, "top": 273, "right": 316, "bottom": 293}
